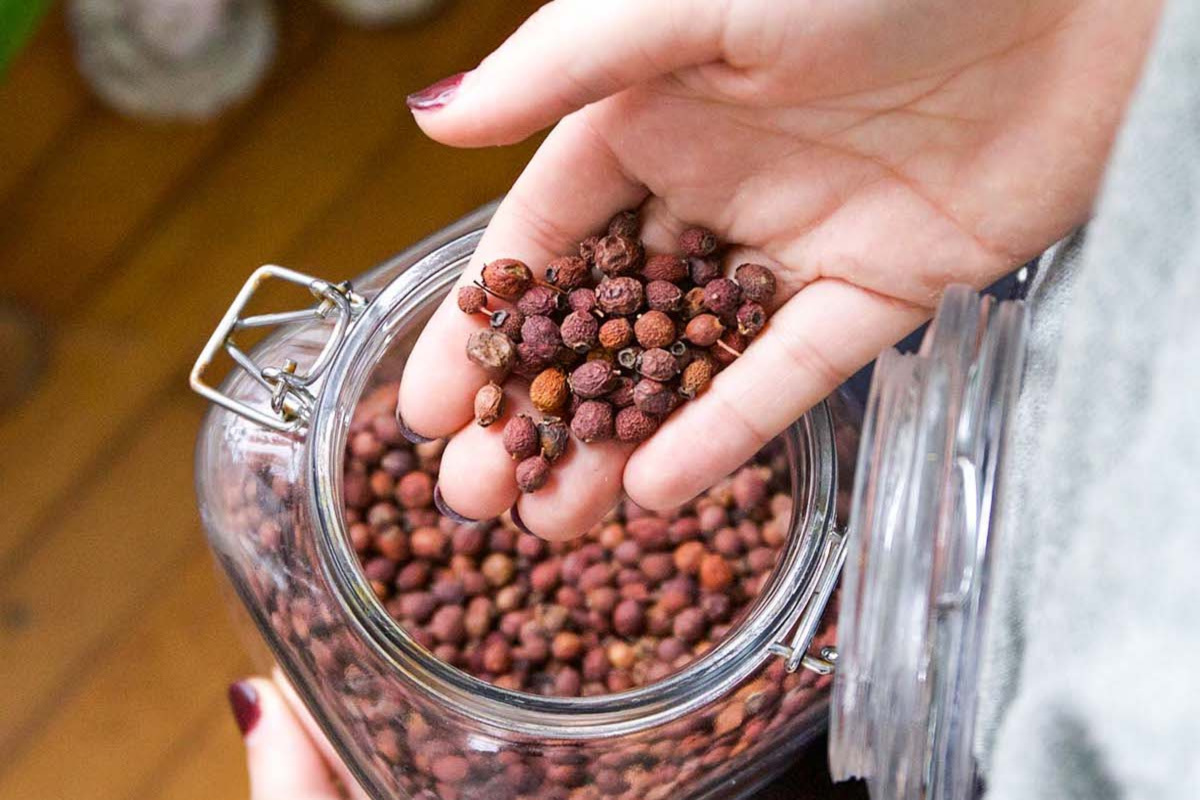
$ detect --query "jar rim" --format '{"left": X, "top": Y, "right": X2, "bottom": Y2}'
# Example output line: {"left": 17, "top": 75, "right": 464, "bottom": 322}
{"left": 305, "top": 204, "right": 841, "bottom": 738}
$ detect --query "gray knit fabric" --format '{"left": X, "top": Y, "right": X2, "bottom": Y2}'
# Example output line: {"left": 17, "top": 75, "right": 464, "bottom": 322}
{"left": 980, "top": 0, "right": 1200, "bottom": 796}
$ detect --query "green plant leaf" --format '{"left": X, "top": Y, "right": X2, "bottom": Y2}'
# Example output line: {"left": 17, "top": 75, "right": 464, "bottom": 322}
{"left": 1, "top": 0, "right": 52, "bottom": 75}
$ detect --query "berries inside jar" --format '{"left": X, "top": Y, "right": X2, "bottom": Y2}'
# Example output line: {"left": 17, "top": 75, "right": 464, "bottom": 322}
{"left": 344, "top": 382, "right": 792, "bottom": 697}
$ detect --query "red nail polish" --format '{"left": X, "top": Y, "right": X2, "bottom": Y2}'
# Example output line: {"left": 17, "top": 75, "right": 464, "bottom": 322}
{"left": 228, "top": 681, "right": 261, "bottom": 736}
{"left": 406, "top": 72, "right": 466, "bottom": 111}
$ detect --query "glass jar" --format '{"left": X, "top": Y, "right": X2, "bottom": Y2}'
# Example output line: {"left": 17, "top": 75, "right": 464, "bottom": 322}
{"left": 191, "top": 202, "right": 862, "bottom": 800}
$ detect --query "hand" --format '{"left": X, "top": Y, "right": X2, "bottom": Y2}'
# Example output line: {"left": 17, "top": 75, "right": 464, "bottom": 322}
{"left": 397, "top": 0, "right": 1161, "bottom": 538}
{"left": 230, "top": 673, "right": 369, "bottom": 800}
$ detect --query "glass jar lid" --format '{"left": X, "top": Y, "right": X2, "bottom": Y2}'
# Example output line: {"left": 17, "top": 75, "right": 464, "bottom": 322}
{"left": 829, "top": 285, "right": 1028, "bottom": 800}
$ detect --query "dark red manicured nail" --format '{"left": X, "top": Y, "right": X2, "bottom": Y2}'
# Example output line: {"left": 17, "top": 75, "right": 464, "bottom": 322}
{"left": 509, "top": 504, "right": 534, "bottom": 537}
{"left": 406, "top": 72, "right": 466, "bottom": 111}
{"left": 395, "top": 411, "right": 433, "bottom": 444}
{"left": 434, "top": 485, "right": 477, "bottom": 524}
{"left": 228, "top": 681, "right": 261, "bottom": 737}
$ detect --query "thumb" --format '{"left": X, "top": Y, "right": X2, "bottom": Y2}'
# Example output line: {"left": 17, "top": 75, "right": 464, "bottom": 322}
{"left": 405, "top": 0, "right": 726, "bottom": 146}
{"left": 229, "top": 678, "right": 343, "bottom": 800}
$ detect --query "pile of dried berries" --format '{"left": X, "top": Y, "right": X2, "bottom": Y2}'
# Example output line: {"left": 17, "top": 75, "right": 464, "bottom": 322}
{"left": 345, "top": 382, "right": 793, "bottom": 696}
{"left": 455, "top": 212, "right": 778, "bottom": 492}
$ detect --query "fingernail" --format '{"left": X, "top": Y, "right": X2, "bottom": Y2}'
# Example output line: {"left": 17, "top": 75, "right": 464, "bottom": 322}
{"left": 406, "top": 72, "right": 466, "bottom": 112}
{"left": 395, "top": 411, "right": 433, "bottom": 444}
{"left": 228, "top": 681, "right": 261, "bottom": 737}
{"left": 509, "top": 504, "right": 534, "bottom": 537}
{"left": 434, "top": 485, "right": 477, "bottom": 524}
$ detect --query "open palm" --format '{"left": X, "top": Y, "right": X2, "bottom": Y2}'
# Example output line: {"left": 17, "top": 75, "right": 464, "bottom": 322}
{"left": 397, "top": 0, "right": 1160, "bottom": 537}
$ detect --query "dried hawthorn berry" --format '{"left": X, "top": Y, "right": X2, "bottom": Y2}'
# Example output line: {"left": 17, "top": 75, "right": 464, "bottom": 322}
{"left": 634, "top": 310, "right": 675, "bottom": 349}
{"left": 596, "top": 277, "right": 644, "bottom": 316}
{"left": 737, "top": 301, "right": 766, "bottom": 337}
{"left": 688, "top": 256, "right": 722, "bottom": 286}
{"left": 571, "top": 400, "right": 614, "bottom": 442}
{"left": 699, "top": 553, "right": 734, "bottom": 591}
{"left": 598, "top": 318, "right": 634, "bottom": 351}
{"left": 538, "top": 417, "right": 571, "bottom": 463}
{"left": 679, "top": 226, "right": 719, "bottom": 258}
{"left": 684, "top": 314, "right": 725, "bottom": 347}
{"left": 633, "top": 379, "right": 677, "bottom": 417}
{"left": 489, "top": 308, "right": 524, "bottom": 341}
{"left": 466, "top": 329, "right": 515, "bottom": 376}
{"left": 616, "top": 347, "right": 642, "bottom": 372}
{"left": 474, "top": 382, "right": 504, "bottom": 427}
{"left": 594, "top": 235, "right": 644, "bottom": 277}
{"left": 606, "top": 376, "right": 636, "bottom": 408}
{"left": 638, "top": 348, "right": 678, "bottom": 381}
{"left": 713, "top": 331, "right": 748, "bottom": 366}
{"left": 503, "top": 415, "right": 539, "bottom": 460}
{"left": 560, "top": 311, "right": 600, "bottom": 353}
{"left": 481, "top": 258, "right": 532, "bottom": 299}
{"left": 521, "top": 315, "right": 562, "bottom": 350}
{"left": 645, "top": 280, "right": 683, "bottom": 313}
{"left": 642, "top": 254, "right": 688, "bottom": 283}
{"left": 703, "top": 278, "right": 742, "bottom": 318}
{"left": 680, "top": 358, "right": 715, "bottom": 398}
{"left": 570, "top": 360, "right": 616, "bottom": 399}
{"left": 607, "top": 209, "right": 641, "bottom": 238}
{"left": 516, "top": 285, "right": 560, "bottom": 317}
{"left": 545, "top": 255, "right": 591, "bottom": 290}
{"left": 513, "top": 342, "right": 552, "bottom": 379}
{"left": 567, "top": 287, "right": 597, "bottom": 313}
{"left": 457, "top": 285, "right": 487, "bottom": 314}
{"left": 734, "top": 262, "right": 777, "bottom": 303}
{"left": 682, "top": 286, "right": 708, "bottom": 319}
{"left": 615, "top": 407, "right": 660, "bottom": 443}
{"left": 515, "top": 455, "right": 551, "bottom": 493}
{"left": 530, "top": 368, "right": 569, "bottom": 414}
{"left": 578, "top": 235, "right": 601, "bottom": 266}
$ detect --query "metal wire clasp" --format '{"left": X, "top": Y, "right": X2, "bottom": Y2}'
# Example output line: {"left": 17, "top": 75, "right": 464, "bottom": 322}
{"left": 768, "top": 524, "right": 846, "bottom": 675}
{"left": 189, "top": 265, "right": 366, "bottom": 435}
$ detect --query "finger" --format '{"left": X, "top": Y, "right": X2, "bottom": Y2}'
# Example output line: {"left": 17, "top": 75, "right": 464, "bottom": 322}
{"left": 514, "top": 436, "right": 633, "bottom": 541}
{"left": 433, "top": 388, "right": 535, "bottom": 522}
{"left": 624, "top": 279, "right": 930, "bottom": 508}
{"left": 397, "top": 114, "right": 645, "bottom": 440}
{"left": 272, "top": 668, "right": 373, "bottom": 800}
{"left": 232, "top": 677, "right": 342, "bottom": 800}
{"left": 407, "top": 0, "right": 726, "bottom": 147}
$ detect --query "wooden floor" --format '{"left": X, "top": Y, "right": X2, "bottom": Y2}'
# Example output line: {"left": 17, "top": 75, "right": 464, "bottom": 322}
{"left": 0, "top": 6, "right": 862, "bottom": 799}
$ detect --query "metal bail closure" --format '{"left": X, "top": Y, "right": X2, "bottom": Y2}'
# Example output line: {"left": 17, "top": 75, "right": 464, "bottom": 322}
{"left": 190, "top": 265, "right": 366, "bottom": 435}
{"left": 768, "top": 523, "right": 847, "bottom": 676}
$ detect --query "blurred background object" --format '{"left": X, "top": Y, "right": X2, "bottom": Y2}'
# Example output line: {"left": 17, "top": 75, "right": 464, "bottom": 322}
{"left": 67, "top": 0, "right": 277, "bottom": 120}
{"left": 317, "top": 0, "right": 447, "bottom": 29}
{"left": 0, "top": 2, "right": 856, "bottom": 798}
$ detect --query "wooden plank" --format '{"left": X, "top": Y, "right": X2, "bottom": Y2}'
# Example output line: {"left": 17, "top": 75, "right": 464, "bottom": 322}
{"left": 0, "top": 2, "right": 328, "bottom": 318}
{"left": 285, "top": 130, "right": 542, "bottom": 277}
{"left": 0, "top": 396, "right": 208, "bottom": 755}
{"left": 0, "top": 10, "right": 88, "bottom": 202}
{"left": 0, "top": 551, "right": 254, "bottom": 800}
{"left": 0, "top": 321, "right": 164, "bottom": 565}
{"left": 146, "top": 704, "right": 250, "bottom": 800}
